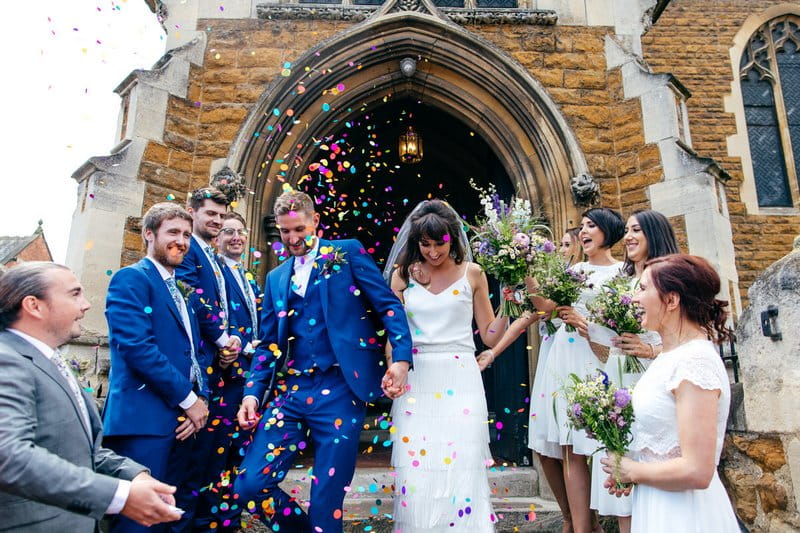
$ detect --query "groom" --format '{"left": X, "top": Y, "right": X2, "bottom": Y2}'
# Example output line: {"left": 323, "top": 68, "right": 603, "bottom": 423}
{"left": 229, "top": 190, "right": 412, "bottom": 533}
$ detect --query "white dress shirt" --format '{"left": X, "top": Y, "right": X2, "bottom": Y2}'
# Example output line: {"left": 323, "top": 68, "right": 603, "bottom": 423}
{"left": 291, "top": 238, "right": 320, "bottom": 298}
{"left": 191, "top": 235, "right": 232, "bottom": 348}
{"left": 222, "top": 255, "right": 258, "bottom": 354}
{"left": 145, "top": 257, "right": 200, "bottom": 410}
{"left": 7, "top": 329, "right": 130, "bottom": 514}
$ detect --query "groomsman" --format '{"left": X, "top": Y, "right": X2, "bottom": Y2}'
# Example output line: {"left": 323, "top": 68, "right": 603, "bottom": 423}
{"left": 193, "top": 212, "right": 262, "bottom": 532}
{"left": 0, "top": 262, "right": 181, "bottom": 532}
{"left": 103, "top": 203, "right": 215, "bottom": 533}
{"left": 175, "top": 187, "right": 242, "bottom": 531}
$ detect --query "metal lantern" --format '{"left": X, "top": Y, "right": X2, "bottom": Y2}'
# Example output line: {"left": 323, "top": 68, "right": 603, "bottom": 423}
{"left": 398, "top": 126, "right": 423, "bottom": 164}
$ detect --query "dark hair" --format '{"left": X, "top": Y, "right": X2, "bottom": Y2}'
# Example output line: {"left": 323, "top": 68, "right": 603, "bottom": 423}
{"left": 0, "top": 262, "right": 70, "bottom": 330}
{"left": 622, "top": 209, "right": 680, "bottom": 276}
{"left": 141, "top": 203, "right": 193, "bottom": 244}
{"left": 644, "top": 254, "right": 731, "bottom": 343}
{"left": 188, "top": 187, "right": 230, "bottom": 211}
{"left": 396, "top": 200, "right": 466, "bottom": 282}
{"left": 222, "top": 211, "right": 247, "bottom": 225}
{"left": 582, "top": 207, "right": 625, "bottom": 248}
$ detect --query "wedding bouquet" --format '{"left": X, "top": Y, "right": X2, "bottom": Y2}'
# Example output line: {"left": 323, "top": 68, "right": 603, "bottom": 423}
{"left": 529, "top": 247, "right": 590, "bottom": 334}
{"left": 587, "top": 275, "right": 646, "bottom": 374}
{"left": 564, "top": 371, "right": 635, "bottom": 489}
{"left": 470, "top": 181, "right": 550, "bottom": 317}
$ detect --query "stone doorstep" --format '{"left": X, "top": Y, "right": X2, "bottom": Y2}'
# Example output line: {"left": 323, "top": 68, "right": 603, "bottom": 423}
{"left": 277, "top": 466, "right": 539, "bottom": 501}
{"left": 239, "top": 497, "right": 561, "bottom": 533}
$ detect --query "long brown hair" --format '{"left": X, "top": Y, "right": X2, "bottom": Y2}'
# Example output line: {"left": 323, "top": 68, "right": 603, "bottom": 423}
{"left": 644, "top": 254, "right": 731, "bottom": 343}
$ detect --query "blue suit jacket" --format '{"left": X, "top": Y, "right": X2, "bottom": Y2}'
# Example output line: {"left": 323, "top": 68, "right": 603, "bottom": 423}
{"left": 246, "top": 239, "right": 412, "bottom": 404}
{"left": 175, "top": 237, "right": 228, "bottom": 359}
{"left": 103, "top": 258, "right": 206, "bottom": 437}
{"left": 220, "top": 259, "right": 262, "bottom": 380}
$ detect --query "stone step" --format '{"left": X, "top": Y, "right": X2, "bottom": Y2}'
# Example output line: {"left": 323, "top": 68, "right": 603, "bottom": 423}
{"left": 239, "top": 497, "right": 563, "bottom": 533}
{"left": 277, "top": 466, "right": 539, "bottom": 500}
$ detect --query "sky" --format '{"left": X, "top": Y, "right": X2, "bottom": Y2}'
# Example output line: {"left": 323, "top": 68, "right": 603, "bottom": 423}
{"left": 0, "top": 1, "right": 166, "bottom": 262}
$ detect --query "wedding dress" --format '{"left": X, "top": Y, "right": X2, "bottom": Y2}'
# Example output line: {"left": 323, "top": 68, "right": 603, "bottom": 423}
{"left": 390, "top": 265, "right": 496, "bottom": 532}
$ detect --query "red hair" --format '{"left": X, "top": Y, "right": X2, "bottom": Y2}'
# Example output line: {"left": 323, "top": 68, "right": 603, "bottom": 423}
{"left": 644, "top": 254, "right": 731, "bottom": 343}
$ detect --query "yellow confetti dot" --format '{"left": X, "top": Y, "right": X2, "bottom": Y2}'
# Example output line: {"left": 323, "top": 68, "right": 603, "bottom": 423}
{"left": 444, "top": 457, "right": 452, "bottom": 464}
{"left": 452, "top": 289, "right": 460, "bottom": 295}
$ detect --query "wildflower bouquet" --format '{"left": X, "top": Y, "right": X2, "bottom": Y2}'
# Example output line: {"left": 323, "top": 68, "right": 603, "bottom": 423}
{"left": 529, "top": 248, "right": 590, "bottom": 334}
{"left": 587, "top": 275, "right": 646, "bottom": 374}
{"left": 564, "top": 371, "right": 635, "bottom": 489}
{"left": 470, "top": 181, "right": 551, "bottom": 317}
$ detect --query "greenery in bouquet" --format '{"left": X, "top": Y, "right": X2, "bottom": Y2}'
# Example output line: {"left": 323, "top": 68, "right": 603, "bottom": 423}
{"left": 530, "top": 249, "right": 590, "bottom": 334}
{"left": 564, "top": 370, "right": 635, "bottom": 489}
{"left": 587, "top": 275, "right": 646, "bottom": 374}
{"left": 469, "top": 180, "right": 550, "bottom": 317}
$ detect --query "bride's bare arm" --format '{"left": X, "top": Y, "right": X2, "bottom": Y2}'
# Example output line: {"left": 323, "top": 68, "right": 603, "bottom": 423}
{"left": 470, "top": 264, "right": 508, "bottom": 347}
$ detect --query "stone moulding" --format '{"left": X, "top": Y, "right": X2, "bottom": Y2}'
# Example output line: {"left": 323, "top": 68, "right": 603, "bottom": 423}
{"left": 255, "top": 3, "right": 557, "bottom": 25}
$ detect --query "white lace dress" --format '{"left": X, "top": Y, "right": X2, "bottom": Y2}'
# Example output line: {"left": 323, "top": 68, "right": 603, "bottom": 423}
{"left": 531, "top": 261, "right": 622, "bottom": 458}
{"left": 627, "top": 339, "right": 739, "bottom": 532}
{"left": 390, "top": 266, "right": 496, "bottom": 532}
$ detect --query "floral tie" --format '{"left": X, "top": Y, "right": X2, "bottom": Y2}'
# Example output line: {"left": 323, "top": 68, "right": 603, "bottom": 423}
{"left": 165, "top": 276, "right": 202, "bottom": 385}
{"left": 236, "top": 263, "right": 259, "bottom": 329}
{"left": 204, "top": 246, "right": 228, "bottom": 323}
{"left": 51, "top": 349, "right": 91, "bottom": 434}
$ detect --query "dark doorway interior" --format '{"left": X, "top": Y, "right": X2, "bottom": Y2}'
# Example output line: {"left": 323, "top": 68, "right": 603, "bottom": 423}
{"left": 296, "top": 97, "right": 531, "bottom": 465}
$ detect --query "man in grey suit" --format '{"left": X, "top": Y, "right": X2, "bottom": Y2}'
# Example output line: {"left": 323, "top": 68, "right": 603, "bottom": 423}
{"left": 0, "top": 262, "right": 183, "bottom": 532}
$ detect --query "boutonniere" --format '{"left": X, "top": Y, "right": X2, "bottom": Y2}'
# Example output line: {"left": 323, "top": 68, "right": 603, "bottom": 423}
{"left": 175, "top": 279, "right": 196, "bottom": 302}
{"left": 67, "top": 355, "right": 94, "bottom": 393}
{"left": 318, "top": 246, "right": 347, "bottom": 278}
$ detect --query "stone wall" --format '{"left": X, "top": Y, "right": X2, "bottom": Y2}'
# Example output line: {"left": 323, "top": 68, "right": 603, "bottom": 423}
{"left": 641, "top": 0, "right": 800, "bottom": 305}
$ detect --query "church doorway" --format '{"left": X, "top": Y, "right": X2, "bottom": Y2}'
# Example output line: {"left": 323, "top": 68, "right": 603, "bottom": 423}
{"left": 293, "top": 96, "right": 531, "bottom": 464}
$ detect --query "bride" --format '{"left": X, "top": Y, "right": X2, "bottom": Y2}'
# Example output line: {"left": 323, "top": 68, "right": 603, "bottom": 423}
{"left": 383, "top": 199, "right": 535, "bottom": 532}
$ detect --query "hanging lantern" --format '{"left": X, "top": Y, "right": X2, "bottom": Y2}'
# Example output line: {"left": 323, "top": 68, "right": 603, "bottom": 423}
{"left": 398, "top": 126, "right": 423, "bottom": 164}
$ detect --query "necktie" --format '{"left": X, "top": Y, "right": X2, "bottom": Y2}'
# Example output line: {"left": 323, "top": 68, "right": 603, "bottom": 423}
{"left": 237, "top": 264, "right": 259, "bottom": 328}
{"left": 51, "top": 349, "right": 91, "bottom": 434}
{"left": 204, "top": 246, "right": 228, "bottom": 322}
{"left": 165, "top": 276, "right": 202, "bottom": 384}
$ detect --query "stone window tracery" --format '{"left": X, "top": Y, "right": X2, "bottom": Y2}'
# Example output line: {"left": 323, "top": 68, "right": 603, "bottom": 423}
{"left": 740, "top": 15, "right": 800, "bottom": 208}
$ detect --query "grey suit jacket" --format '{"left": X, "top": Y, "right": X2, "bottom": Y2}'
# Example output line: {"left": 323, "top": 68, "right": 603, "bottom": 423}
{"left": 0, "top": 330, "right": 146, "bottom": 532}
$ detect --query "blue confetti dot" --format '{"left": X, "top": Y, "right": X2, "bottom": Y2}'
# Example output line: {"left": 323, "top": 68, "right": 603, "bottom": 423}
{"left": 144, "top": 306, "right": 153, "bottom": 314}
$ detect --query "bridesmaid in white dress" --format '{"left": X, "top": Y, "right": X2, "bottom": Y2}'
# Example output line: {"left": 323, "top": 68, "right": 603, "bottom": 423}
{"left": 589, "top": 210, "right": 679, "bottom": 533}
{"left": 530, "top": 208, "right": 625, "bottom": 533}
{"left": 385, "top": 200, "right": 536, "bottom": 532}
{"left": 600, "top": 254, "right": 740, "bottom": 532}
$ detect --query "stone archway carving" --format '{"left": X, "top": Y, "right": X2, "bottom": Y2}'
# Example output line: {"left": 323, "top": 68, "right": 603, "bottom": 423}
{"left": 227, "top": 7, "right": 588, "bottom": 253}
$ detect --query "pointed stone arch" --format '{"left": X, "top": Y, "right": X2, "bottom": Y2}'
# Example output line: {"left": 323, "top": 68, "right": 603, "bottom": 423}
{"left": 227, "top": 7, "right": 588, "bottom": 250}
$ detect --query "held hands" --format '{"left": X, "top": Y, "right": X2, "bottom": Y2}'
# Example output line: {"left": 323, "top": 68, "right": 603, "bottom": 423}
{"left": 613, "top": 333, "right": 656, "bottom": 359}
{"left": 600, "top": 452, "right": 636, "bottom": 498}
{"left": 525, "top": 276, "right": 557, "bottom": 314}
{"left": 382, "top": 361, "right": 411, "bottom": 399}
{"left": 121, "top": 472, "right": 182, "bottom": 527}
{"left": 176, "top": 397, "right": 208, "bottom": 440}
{"left": 237, "top": 396, "right": 260, "bottom": 430}
{"left": 476, "top": 349, "right": 495, "bottom": 371}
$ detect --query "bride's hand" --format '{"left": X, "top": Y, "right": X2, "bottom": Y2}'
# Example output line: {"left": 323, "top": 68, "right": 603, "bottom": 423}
{"left": 476, "top": 350, "right": 495, "bottom": 371}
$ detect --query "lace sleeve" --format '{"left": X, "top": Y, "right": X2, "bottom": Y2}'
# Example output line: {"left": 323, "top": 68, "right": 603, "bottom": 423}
{"left": 638, "top": 330, "right": 662, "bottom": 346}
{"left": 664, "top": 350, "right": 725, "bottom": 393}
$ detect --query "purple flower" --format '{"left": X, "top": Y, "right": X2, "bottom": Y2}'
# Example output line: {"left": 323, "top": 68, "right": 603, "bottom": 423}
{"left": 513, "top": 232, "right": 531, "bottom": 248}
{"left": 614, "top": 388, "right": 631, "bottom": 408}
{"left": 620, "top": 295, "right": 632, "bottom": 305}
{"left": 542, "top": 240, "right": 556, "bottom": 253}
{"left": 617, "top": 417, "right": 626, "bottom": 428}
{"left": 572, "top": 403, "right": 582, "bottom": 417}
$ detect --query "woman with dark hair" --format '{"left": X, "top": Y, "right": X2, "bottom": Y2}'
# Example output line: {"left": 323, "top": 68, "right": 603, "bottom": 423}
{"left": 530, "top": 207, "right": 625, "bottom": 533}
{"left": 385, "top": 199, "right": 536, "bottom": 532}
{"left": 600, "top": 254, "right": 738, "bottom": 532}
{"left": 590, "top": 210, "right": 679, "bottom": 532}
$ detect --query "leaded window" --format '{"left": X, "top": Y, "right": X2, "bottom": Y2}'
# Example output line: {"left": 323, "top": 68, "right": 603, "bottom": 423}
{"left": 740, "top": 15, "right": 800, "bottom": 208}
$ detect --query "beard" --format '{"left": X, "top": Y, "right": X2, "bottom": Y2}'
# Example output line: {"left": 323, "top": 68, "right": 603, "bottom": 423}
{"left": 284, "top": 236, "right": 315, "bottom": 256}
{"left": 153, "top": 242, "right": 187, "bottom": 267}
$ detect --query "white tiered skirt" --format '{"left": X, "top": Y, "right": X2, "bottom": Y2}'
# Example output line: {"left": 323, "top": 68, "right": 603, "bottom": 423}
{"left": 390, "top": 346, "right": 496, "bottom": 532}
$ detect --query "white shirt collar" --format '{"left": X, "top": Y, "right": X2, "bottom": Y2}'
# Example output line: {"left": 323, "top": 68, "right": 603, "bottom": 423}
{"left": 293, "top": 238, "right": 320, "bottom": 269}
{"left": 7, "top": 328, "right": 57, "bottom": 359}
{"left": 192, "top": 233, "right": 212, "bottom": 249}
{"left": 222, "top": 255, "right": 241, "bottom": 269}
{"left": 145, "top": 256, "right": 173, "bottom": 281}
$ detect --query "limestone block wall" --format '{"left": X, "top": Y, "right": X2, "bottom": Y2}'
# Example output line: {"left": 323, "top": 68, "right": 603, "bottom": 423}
{"left": 641, "top": 0, "right": 800, "bottom": 305}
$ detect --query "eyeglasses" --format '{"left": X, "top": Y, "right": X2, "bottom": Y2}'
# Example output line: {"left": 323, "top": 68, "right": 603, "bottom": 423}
{"left": 220, "top": 228, "right": 249, "bottom": 237}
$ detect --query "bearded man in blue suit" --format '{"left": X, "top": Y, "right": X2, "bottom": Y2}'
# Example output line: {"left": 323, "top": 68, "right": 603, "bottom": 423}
{"left": 104, "top": 203, "right": 215, "bottom": 533}
{"left": 226, "top": 190, "right": 413, "bottom": 533}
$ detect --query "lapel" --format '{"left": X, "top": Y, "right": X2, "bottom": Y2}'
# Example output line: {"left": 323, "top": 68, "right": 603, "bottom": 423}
{"left": 193, "top": 236, "right": 221, "bottom": 302}
{"left": 140, "top": 259, "right": 189, "bottom": 339}
{"left": 3, "top": 332, "right": 94, "bottom": 445}
{"left": 314, "top": 239, "right": 331, "bottom": 322}
{"left": 223, "top": 261, "right": 249, "bottom": 308}
{"left": 276, "top": 257, "right": 294, "bottom": 344}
